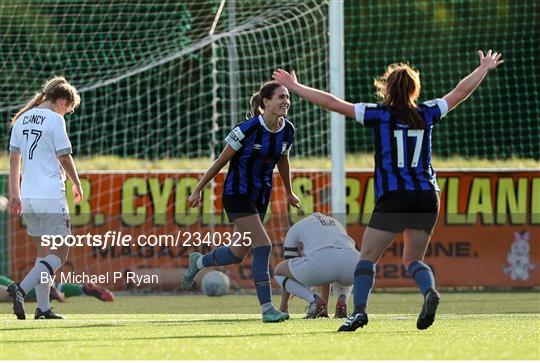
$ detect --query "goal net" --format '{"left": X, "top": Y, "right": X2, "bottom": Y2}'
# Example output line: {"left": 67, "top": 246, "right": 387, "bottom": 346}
{"left": 0, "top": 0, "right": 331, "bottom": 294}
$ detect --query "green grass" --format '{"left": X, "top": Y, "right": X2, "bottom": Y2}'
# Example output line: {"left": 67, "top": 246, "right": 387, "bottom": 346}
{"left": 1, "top": 292, "right": 539, "bottom": 359}
{"left": 1, "top": 153, "right": 538, "bottom": 171}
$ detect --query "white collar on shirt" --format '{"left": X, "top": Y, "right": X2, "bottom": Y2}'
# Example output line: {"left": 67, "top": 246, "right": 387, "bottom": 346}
{"left": 258, "top": 115, "right": 285, "bottom": 133}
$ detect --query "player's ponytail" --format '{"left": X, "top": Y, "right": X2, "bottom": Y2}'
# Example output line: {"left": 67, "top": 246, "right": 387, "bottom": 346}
{"left": 10, "top": 92, "right": 46, "bottom": 126}
{"left": 249, "top": 93, "right": 263, "bottom": 117}
{"left": 247, "top": 81, "right": 283, "bottom": 118}
{"left": 375, "top": 63, "right": 424, "bottom": 129}
{"left": 10, "top": 75, "right": 80, "bottom": 126}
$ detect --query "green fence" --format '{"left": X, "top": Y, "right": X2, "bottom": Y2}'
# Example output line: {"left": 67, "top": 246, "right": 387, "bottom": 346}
{"left": 1, "top": 1, "right": 538, "bottom": 160}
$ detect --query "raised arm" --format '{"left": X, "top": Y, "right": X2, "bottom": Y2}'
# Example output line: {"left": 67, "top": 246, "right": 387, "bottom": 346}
{"left": 273, "top": 69, "right": 356, "bottom": 119}
{"left": 443, "top": 50, "right": 504, "bottom": 113}
{"left": 188, "top": 144, "right": 236, "bottom": 208}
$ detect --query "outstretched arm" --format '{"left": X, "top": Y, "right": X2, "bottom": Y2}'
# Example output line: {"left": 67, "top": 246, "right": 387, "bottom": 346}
{"left": 443, "top": 50, "right": 504, "bottom": 113}
{"left": 188, "top": 144, "right": 236, "bottom": 207}
{"left": 273, "top": 69, "right": 356, "bottom": 119}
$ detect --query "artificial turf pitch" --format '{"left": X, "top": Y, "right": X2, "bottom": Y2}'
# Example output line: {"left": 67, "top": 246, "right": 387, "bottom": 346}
{"left": 1, "top": 292, "right": 539, "bottom": 359}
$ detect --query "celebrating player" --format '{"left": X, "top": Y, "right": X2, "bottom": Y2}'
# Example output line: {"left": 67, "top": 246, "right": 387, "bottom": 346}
{"left": 273, "top": 50, "right": 504, "bottom": 331}
{"left": 8, "top": 76, "right": 83, "bottom": 319}
{"left": 184, "top": 81, "right": 300, "bottom": 323}
{"left": 274, "top": 213, "right": 360, "bottom": 318}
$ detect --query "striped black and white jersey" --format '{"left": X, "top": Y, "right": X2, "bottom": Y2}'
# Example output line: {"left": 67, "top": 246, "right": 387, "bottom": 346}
{"left": 223, "top": 115, "right": 295, "bottom": 205}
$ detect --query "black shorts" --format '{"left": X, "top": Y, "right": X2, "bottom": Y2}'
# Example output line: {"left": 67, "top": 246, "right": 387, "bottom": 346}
{"left": 222, "top": 195, "right": 268, "bottom": 223}
{"left": 368, "top": 190, "right": 440, "bottom": 234}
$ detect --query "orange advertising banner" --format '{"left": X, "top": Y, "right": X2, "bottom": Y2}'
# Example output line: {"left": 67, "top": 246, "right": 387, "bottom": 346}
{"left": 9, "top": 170, "right": 540, "bottom": 289}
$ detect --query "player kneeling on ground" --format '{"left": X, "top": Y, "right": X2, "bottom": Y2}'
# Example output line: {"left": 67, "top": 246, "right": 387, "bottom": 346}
{"left": 316, "top": 282, "right": 353, "bottom": 318}
{"left": 274, "top": 213, "right": 360, "bottom": 318}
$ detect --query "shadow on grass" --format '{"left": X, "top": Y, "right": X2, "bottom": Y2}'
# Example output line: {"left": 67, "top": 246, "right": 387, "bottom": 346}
{"left": 145, "top": 318, "right": 262, "bottom": 324}
{"left": 0, "top": 323, "right": 122, "bottom": 332}
{"left": 1, "top": 329, "right": 421, "bottom": 344}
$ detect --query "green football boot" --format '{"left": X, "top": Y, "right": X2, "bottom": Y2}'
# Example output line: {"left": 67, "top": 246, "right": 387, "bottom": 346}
{"left": 182, "top": 252, "right": 202, "bottom": 289}
{"left": 262, "top": 307, "right": 290, "bottom": 323}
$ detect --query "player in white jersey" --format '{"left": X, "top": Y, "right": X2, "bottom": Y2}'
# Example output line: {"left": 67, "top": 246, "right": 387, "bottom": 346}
{"left": 274, "top": 213, "right": 360, "bottom": 318}
{"left": 7, "top": 76, "right": 82, "bottom": 320}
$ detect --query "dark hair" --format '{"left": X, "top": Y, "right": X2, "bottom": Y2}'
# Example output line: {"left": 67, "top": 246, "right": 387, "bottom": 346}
{"left": 248, "top": 81, "right": 284, "bottom": 118}
{"left": 374, "top": 63, "right": 424, "bottom": 129}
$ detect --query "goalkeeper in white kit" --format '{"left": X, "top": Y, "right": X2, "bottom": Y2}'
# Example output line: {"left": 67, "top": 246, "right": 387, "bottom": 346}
{"left": 274, "top": 213, "right": 360, "bottom": 318}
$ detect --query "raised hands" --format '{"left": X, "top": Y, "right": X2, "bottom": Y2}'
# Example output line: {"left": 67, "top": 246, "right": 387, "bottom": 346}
{"left": 478, "top": 50, "right": 504, "bottom": 71}
{"left": 272, "top": 69, "right": 299, "bottom": 90}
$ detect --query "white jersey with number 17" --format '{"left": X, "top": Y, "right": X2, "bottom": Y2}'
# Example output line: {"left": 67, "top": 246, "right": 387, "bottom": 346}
{"left": 9, "top": 108, "right": 72, "bottom": 199}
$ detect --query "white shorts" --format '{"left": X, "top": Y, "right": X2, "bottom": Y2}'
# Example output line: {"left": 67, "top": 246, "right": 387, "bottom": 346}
{"left": 22, "top": 198, "right": 71, "bottom": 237}
{"left": 288, "top": 247, "right": 360, "bottom": 287}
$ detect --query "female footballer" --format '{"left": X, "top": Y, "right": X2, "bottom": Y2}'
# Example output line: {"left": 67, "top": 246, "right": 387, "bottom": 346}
{"left": 8, "top": 76, "right": 83, "bottom": 319}
{"left": 184, "top": 81, "right": 300, "bottom": 323}
{"left": 273, "top": 50, "right": 503, "bottom": 331}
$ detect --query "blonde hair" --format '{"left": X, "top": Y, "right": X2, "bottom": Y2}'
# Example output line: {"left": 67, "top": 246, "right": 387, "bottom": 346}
{"left": 10, "top": 76, "right": 81, "bottom": 126}
{"left": 374, "top": 63, "right": 424, "bottom": 129}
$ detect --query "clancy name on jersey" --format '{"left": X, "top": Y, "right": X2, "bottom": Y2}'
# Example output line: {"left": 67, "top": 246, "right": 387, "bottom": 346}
{"left": 9, "top": 108, "right": 72, "bottom": 199}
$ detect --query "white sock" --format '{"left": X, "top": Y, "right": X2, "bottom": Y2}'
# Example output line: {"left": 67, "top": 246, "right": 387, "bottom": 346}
{"left": 19, "top": 255, "right": 62, "bottom": 294}
{"left": 35, "top": 282, "right": 51, "bottom": 311}
{"left": 261, "top": 302, "right": 273, "bottom": 313}
{"left": 196, "top": 256, "right": 204, "bottom": 269}
{"left": 33, "top": 257, "right": 51, "bottom": 312}
{"left": 274, "top": 275, "right": 315, "bottom": 303}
